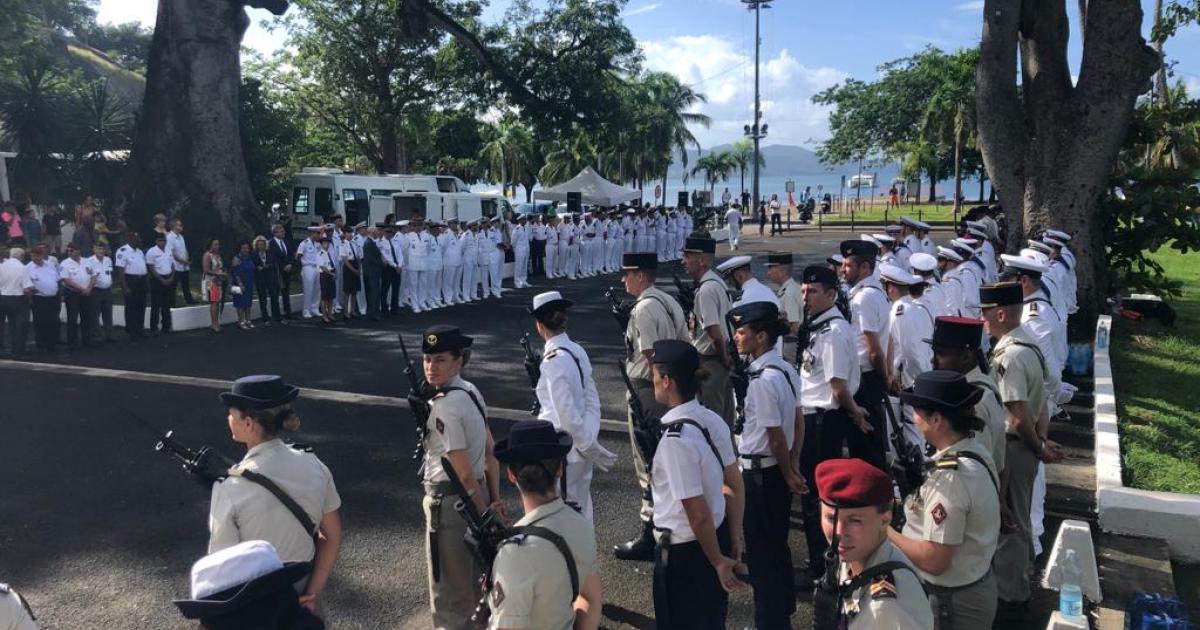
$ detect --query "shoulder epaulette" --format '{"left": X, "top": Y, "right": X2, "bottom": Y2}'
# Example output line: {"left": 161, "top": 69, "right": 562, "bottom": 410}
{"left": 543, "top": 349, "right": 558, "bottom": 360}
{"left": 895, "top": 303, "right": 905, "bottom": 316}
{"left": 431, "top": 391, "right": 449, "bottom": 401}
{"left": 0, "top": 583, "right": 9, "bottom": 594}
{"left": 665, "top": 424, "right": 685, "bottom": 436}
{"left": 934, "top": 453, "right": 959, "bottom": 470}
{"left": 868, "top": 573, "right": 898, "bottom": 599}
{"left": 1026, "top": 301, "right": 1040, "bottom": 316}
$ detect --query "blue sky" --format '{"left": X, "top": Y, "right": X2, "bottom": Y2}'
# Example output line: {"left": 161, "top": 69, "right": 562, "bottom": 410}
{"left": 97, "top": 0, "right": 1199, "bottom": 150}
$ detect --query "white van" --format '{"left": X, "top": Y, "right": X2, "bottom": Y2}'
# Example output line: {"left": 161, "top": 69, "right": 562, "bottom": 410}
{"left": 390, "top": 192, "right": 510, "bottom": 226}
{"left": 289, "top": 168, "right": 470, "bottom": 237}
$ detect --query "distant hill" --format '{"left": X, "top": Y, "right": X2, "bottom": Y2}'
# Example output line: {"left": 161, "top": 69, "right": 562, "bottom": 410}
{"left": 667, "top": 144, "right": 897, "bottom": 180}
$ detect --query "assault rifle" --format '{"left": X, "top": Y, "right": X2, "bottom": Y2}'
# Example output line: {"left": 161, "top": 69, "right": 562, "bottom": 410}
{"left": 618, "top": 361, "right": 660, "bottom": 467}
{"left": 400, "top": 334, "right": 433, "bottom": 471}
{"left": 126, "top": 409, "right": 234, "bottom": 486}
{"left": 604, "top": 286, "right": 633, "bottom": 332}
{"left": 441, "top": 456, "right": 509, "bottom": 628}
{"left": 520, "top": 331, "right": 541, "bottom": 416}
{"left": 885, "top": 387, "right": 926, "bottom": 530}
{"left": 811, "top": 505, "right": 843, "bottom": 630}
{"left": 727, "top": 315, "right": 751, "bottom": 435}
{"left": 672, "top": 273, "right": 696, "bottom": 318}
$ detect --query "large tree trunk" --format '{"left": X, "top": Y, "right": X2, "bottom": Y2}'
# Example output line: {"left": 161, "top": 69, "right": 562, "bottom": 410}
{"left": 117, "top": 0, "right": 285, "bottom": 251}
{"left": 976, "top": 0, "right": 1158, "bottom": 335}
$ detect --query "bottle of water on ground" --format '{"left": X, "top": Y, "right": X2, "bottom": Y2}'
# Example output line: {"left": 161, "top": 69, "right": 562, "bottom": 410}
{"left": 1059, "top": 548, "right": 1085, "bottom": 620}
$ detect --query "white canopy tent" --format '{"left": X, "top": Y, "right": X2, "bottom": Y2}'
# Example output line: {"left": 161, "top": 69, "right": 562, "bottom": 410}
{"left": 533, "top": 166, "right": 641, "bottom": 206}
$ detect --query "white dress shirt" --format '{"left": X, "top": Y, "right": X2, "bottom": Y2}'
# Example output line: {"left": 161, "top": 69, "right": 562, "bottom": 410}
{"left": 25, "top": 260, "right": 60, "bottom": 296}
{"left": 0, "top": 257, "right": 33, "bottom": 296}
{"left": 115, "top": 244, "right": 148, "bottom": 275}
{"left": 651, "top": 398, "right": 732, "bottom": 542}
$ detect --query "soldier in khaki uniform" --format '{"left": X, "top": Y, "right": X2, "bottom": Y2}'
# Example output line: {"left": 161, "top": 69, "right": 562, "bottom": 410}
{"left": 680, "top": 235, "right": 735, "bottom": 427}
{"left": 613, "top": 251, "right": 689, "bottom": 561}
{"left": 209, "top": 375, "right": 343, "bottom": 614}
{"left": 978, "top": 284, "right": 1064, "bottom": 622}
{"left": 766, "top": 252, "right": 804, "bottom": 337}
{"left": 0, "top": 583, "right": 37, "bottom": 630}
{"left": 890, "top": 370, "right": 1001, "bottom": 630}
{"left": 488, "top": 421, "right": 601, "bottom": 630}
{"left": 928, "top": 316, "right": 1007, "bottom": 473}
{"left": 418, "top": 325, "right": 503, "bottom": 629}
{"left": 815, "top": 458, "right": 933, "bottom": 629}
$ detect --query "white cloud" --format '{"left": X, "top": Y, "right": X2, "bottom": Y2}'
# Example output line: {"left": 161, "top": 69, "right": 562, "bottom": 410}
{"left": 1185, "top": 75, "right": 1200, "bottom": 98}
{"left": 640, "top": 35, "right": 848, "bottom": 148}
{"left": 623, "top": 3, "right": 661, "bottom": 17}
{"left": 953, "top": 1, "right": 985, "bottom": 13}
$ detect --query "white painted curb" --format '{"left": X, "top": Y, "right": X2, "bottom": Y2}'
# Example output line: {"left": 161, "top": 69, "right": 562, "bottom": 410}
{"left": 1093, "top": 314, "right": 1200, "bottom": 562}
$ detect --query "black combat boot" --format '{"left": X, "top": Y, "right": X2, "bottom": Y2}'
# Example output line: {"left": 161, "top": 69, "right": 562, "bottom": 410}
{"left": 612, "top": 522, "right": 655, "bottom": 561}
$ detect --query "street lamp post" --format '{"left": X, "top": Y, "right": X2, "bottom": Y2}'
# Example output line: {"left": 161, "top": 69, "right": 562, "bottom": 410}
{"left": 743, "top": 0, "right": 770, "bottom": 221}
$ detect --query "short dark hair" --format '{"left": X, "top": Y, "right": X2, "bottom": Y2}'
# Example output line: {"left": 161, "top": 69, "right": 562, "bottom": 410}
{"left": 743, "top": 315, "right": 790, "bottom": 346}
{"left": 535, "top": 308, "right": 568, "bottom": 333}
{"left": 849, "top": 254, "right": 876, "bottom": 272}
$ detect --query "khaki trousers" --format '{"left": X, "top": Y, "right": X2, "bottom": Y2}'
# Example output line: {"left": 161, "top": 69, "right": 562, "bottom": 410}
{"left": 993, "top": 439, "right": 1038, "bottom": 602}
{"left": 929, "top": 571, "right": 998, "bottom": 630}
{"left": 698, "top": 356, "right": 735, "bottom": 433}
{"left": 424, "top": 484, "right": 490, "bottom": 630}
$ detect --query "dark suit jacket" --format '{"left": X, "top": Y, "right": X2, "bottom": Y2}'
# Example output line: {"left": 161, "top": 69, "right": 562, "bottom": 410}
{"left": 362, "top": 238, "right": 384, "bottom": 273}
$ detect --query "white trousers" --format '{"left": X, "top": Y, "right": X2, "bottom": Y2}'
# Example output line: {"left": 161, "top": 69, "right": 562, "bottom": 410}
{"left": 301, "top": 265, "right": 319, "bottom": 315}
{"left": 442, "top": 265, "right": 461, "bottom": 303}
{"left": 401, "top": 268, "right": 414, "bottom": 306}
{"left": 476, "top": 263, "right": 491, "bottom": 298}
{"left": 556, "top": 243, "right": 569, "bottom": 276}
{"left": 489, "top": 257, "right": 503, "bottom": 295}
{"left": 356, "top": 281, "right": 367, "bottom": 312}
{"left": 424, "top": 269, "right": 441, "bottom": 306}
{"left": 624, "top": 236, "right": 634, "bottom": 253}
{"left": 728, "top": 223, "right": 741, "bottom": 249}
{"left": 593, "top": 240, "right": 605, "bottom": 272}
{"left": 334, "top": 263, "right": 344, "bottom": 311}
{"left": 566, "top": 245, "right": 579, "bottom": 278}
{"left": 565, "top": 458, "right": 596, "bottom": 524}
{"left": 514, "top": 246, "right": 529, "bottom": 287}
{"left": 460, "top": 261, "right": 475, "bottom": 301}
{"left": 1031, "top": 461, "right": 1047, "bottom": 556}
{"left": 578, "top": 241, "right": 591, "bottom": 275}
{"left": 637, "top": 234, "right": 650, "bottom": 252}
{"left": 656, "top": 233, "right": 665, "bottom": 260}
{"left": 545, "top": 244, "right": 558, "bottom": 278}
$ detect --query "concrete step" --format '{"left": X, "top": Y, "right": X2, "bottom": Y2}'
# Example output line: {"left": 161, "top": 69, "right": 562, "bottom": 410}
{"left": 1094, "top": 532, "right": 1178, "bottom": 630}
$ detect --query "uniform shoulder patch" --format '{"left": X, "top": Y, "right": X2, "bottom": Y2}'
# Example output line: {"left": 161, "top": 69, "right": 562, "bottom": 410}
{"left": 869, "top": 573, "right": 897, "bottom": 599}
{"left": 895, "top": 303, "right": 905, "bottom": 316}
{"left": 665, "top": 423, "right": 685, "bottom": 436}
{"left": 1028, "top": 301, "right": 1040, "bottom": 316}
{"left": 491, "top": 580, "right": 505, "bottom": 607}
{"left": 435, "top": 418, "right": 445, "bottom": 434}
{"left": 931, "top": 502, "right": 948, "bottom": 525}
{"left": 432, "top": 391, "right": 448, "bottom": 401}
{"left": 935, "top": 453, "right": 959, "bottom": 470}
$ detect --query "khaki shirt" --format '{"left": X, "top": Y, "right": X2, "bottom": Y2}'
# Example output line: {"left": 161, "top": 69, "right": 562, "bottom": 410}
{"left": 777, "top": 277, "right": 803, "bottom": 325}
{"left": 208, "top": 439, "right": 341, "bottom": 563}
{"left": 625, "top": 286, "right": 688, "bottom": 380}
{"left": 691, "top": 270, "right": 731, "bottom": 357}
{"left": 0, "top": 584, "right": 37, "bottom": 630}
{"left": 488, "top": 499, "right": 597, "bottom": 630}
{"left": 967, "top": 367, "right": 1007, "bottom": 471}
{"left": 990, "top": 327, "right": 1048, "bottom": 433}
{"left": 423, "top": 375, "right": 489, "bottom": 484}
{"left": 839, "top": 539, "right": 932, "bottom": 630}
{"left": 902, "top": 437, "right": 1000, "bottom": 587}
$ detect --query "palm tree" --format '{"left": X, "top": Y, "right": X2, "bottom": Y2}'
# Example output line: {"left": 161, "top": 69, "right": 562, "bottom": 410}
{"left": 480, "top": 118, "right": 537, "bottom": 197}
{"left": 539, "top": 131, "right": 597, "bottom": 186}
{"left": 639, "top": 73, "right": 711, "bottom": 204}
{"left": 0, "top": 54, "right": 67, "bottom": 199}
{"left": 691, "top": 151, "right": 736, "bottom": 197}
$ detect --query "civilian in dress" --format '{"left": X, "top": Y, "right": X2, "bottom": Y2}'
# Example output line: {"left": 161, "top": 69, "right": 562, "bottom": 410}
{"left": 0, "top": 243, "right": 33, "bottom": 357}
{"left": 59, "top": 241, "right": 96, "bottom": 350}
{"left": 168, "top": 218, "right": 196, "bottom": 305}
{"left": 146, "top": 233, "right": 175, "bottom": 334}
{"left": 86, "top": 242, "right": 116, "bottom": 342}
{"left": 249, "top": 236, "right": 279, "bottom": 327}
{"left": 317, "top": 238, "right": 338, "bottom": 324}
{"left": 230, "top": 241, "right": 256, "bottom": 330}
{"left": 115, "top": 231, "right": 148, "bottom": 340}
{"left": 339, "top": 226, "right": 361, "bottom": 319}
{"left": 202, "top": 238, "right": 227, "bottom": 333}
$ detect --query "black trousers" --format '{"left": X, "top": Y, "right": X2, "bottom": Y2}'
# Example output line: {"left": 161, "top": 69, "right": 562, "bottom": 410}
{"left": 176, "top": 267, "right": 196, "bottom": 304}
{"left": 63, "top": 290, "right": 93, "bottom": 347}
{"left": 742, "top": 465, "right": 796, "bottom": 630}
{"left": 256, "top": 276, "right": 282, "bottom": 322}
{"left": 0, "top": 295, "right": 30, "bottom": 355}
{"left": 653, "top": 521, "right": 732, "bottom": 630}
{"left": 92, "top": 287, "right": 113, "bottom": 340}
{"left": 150, "top": 276, "right": 174, "bottom": 332}
{"left": 800, "top": 409, "right": 851, "bottom": 578}
{"left": 31, "top": 295, "right": 60, "bottom": 350}
{"left": 123, "top": 275, "right": 147, "bottom": 339}
{"left": 851, "top": 370, "right": 889, "bottom": 470}
{"left": 770, "top": 214, "right": 783, "bottom": 235}
{"left": 278, "top": 267, "right": 294, "bottom": 316}
{"left": 380, "top": 267, "right": 399, "bottom": 313}
{"left": 362, "top": 268, "right": 381, "bottom": 318}
{"left": 531, "top": 239, "right": 546, "bottom": 276}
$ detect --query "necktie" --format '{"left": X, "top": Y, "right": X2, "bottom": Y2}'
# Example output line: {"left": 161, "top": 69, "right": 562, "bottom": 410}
{"left": 389, "top": 241, "right": 398, "bottom": 265}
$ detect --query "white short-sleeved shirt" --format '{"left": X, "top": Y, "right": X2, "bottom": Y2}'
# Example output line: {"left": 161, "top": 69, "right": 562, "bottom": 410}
{"left": 297, "top": 238, "right": 323, "bottom": 266}
{"left": 146, "top": 245, "right": 174, "bottom": 276}
{"left": 208, "top": 439, "right": 341, "bottom": 563}
{"left": 0, "top": 258, "right": 32, "bottom": 296}
{"left": 114, "top": 244, "right": 147, "bottom": 275}
{"left": 536, "top": 333, "right": 603, "bottom": 462}
{"left": 800, "top": 306, "right": 859, "bottom": 410}
{"left": 887, "top": 296, "right": 934, "bottom": 388}
{"left": 848, "top": 276, "right": 891, "bottom": 372}
{"left": 918, "top": 279, "right": 948, "bottom": 319}
{"left": 0, "top": 584, "right": 38, "bottom": 630}
{"left": 25, "top": 261, "right": 59, "bottom": 296}
{"left": 58, "top": 257, "right": 92, "bottom": 291}
{"left": 733, "top": 277, "right": 780, "bottom": 308}
{"left": 85, "top": 255, "right": 113, "bottom": 289}
{"left": 738, "top": 348, "right": 800, "bottom": 457}
{"left": 165, "top": 231, "right": 190, "bottom": 271}
{"left": 1022, "top": 290, "right": 1066, "bottom": 375}
{"left": 691, "top": 271, "right": 731, "bottom": 356}
{"left": 422, "top": 375, "right": 489, "bottom": 483}
{"left": 652, "top": 399, "right": 731, "bottom": 542}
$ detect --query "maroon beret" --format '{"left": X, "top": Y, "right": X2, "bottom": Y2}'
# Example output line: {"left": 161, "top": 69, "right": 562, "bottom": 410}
{"left": 815, "top": 458, "right": 894, "bottom": 508}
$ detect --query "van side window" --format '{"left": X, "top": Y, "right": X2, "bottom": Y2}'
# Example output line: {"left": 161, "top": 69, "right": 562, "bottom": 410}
{"left": 343, "top": 188, "right": 368, "bottom": 225}
{"left": 293, "top": 187, "right": 310, "bottom": 214}
{"left": 315, "top": 187, "right": 333, "bottom": 217}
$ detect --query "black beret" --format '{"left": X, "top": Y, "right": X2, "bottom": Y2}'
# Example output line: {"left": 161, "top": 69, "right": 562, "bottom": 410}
{"left": 802, "top": 265, "right": 838, "bottom": 286}
{"left": 728, "top": 301, "right": 780, "bottom": 329}
{"left": 622, "top": 252, "right": 658, "bottom": 271}
{"left": 926, "top": 316, "right": 984, "bottom": 350}
{"left": 683, "top": 237, "right": 716, "bottom": 254}
{"left": 840, "top": 239, "right": 879, "bottom": 260}
{"left": 422, "top": 325, "right": 473, "bottom": 354}
{"left": 978, "top": 282, "right": 1024, "bottom": 309}
{"left": 766, "top": 252, "right": 793, "bottom": 266}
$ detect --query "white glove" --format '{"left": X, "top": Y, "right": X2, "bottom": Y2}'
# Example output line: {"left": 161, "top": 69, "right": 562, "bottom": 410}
{"left": 580, "top": 442, "right": 618, "bottom": 472}
{"left": 1056, "top": 382, "right": 1078, "bottom": 405}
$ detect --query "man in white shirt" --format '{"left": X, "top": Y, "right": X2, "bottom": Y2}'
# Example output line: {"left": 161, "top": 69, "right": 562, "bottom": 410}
{"left": 59, "top": 241, "right": 95, "bottom": 349}
{"left": 166, "top": 218, "right": 195, "bottom": 305}
{"left": 440, "top": 220, "right": 463, "bottom": 303}
{"left": 86, "top": 242, "right": 115, "bottom": 342}
{"left": 115, "top": 231, "right": 149, "bottom": 340}
{"left": 426, "top": 222, "right": 444, "bottom": 309}
{"left": 295, "top": 226, "right": 324, "bottom": 317}
{"left": 145, "top": 233, "right": 175, "bottom": 334}
{"left": 839, "top": 239, "right": 892, "bottom": 470}
{"left": 378, "top": 224, "right": 401, "bottom": 315}
{"left": 717, "top": 255, "right": 779, "bottom": 308}
{"left": 486, "top": 218, "right": 505, "bottom": 296}
{"left": 724, "top": 205, "right": 742, "bottom": 250}
{"left": 511, "top": 214, "right": 531, "bottom": 288}
{"left": 458, "top": 220, "right": 478, "bottom": 302}
{"left": 0, "top": 243, "right": 33, "bottom": 357}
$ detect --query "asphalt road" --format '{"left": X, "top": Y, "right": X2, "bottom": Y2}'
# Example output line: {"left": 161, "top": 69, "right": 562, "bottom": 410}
{"left": 0, "top": 232, "right": 848, "bottom": 629}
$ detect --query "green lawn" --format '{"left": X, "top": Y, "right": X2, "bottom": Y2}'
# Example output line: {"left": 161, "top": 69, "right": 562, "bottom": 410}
{"left": 805, "top": 203, "right": 964, "bottom": 225}
{"left": 1110, "top": 246, "right": 1200, "bottom": 495}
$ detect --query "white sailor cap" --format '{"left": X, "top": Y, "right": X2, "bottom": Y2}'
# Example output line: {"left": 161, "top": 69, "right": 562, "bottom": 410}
{"left": 878, "top": 263, "right": 918, "bottom": 286}
{"left": 966, "top": 226, "right": 989, "bottom": 239}
{"left": 716, "top": 255, "right": 753, "bottom": 274}
{"left": 1001, "top": 251, "right": 1048, "bottom": 275}
{"left": 936, "top": 246, "right": 963, "bottom": 262}
{"left": 396, "top": 220, "right": 411, "bottom": 227}
{"left": 860, "top": 234, "right": 881, "bottom": 246}
{"left": 916, "top": 219, "right": 933, "bottom": 231}
{"left": 559, "top": 212, "right": 573, "bottom": 219}
{"left": 899, "top": 215, "right": 922, "bottom": 229}
{"left": 490, "top": 216, "right": 502, "bottom": 223}
{"left": 1027, "top": 240, "right": 1054, "bottom": 254}
{"left": 871, "top": 233, "right": 895, "bottom": 244}
{"left": 909, "top": 252, "right": 937, "bottom": 273}
{"left": 949, "top": 239, "right": 976, "bottom": 257}
{"left": 1043, "top": 237, "right": 1066, "bottom": 249}
{"left": 530, "top": 290, "right": 572, "bottom": 315}
{"left": 827, "top": 253, "right": 845, "bottom": 266}
{"left": 965, "top": 220, "right": 985, "bottom": 230}
{"left": 271, "top": 203, "right": 281, "bottom": 210}
{"left": 1044, "top": 229, "right": 1072, "bottom": 242}
{"left": 952, "top": 236, "right": 979, "bottom": 250}
{"left": 353, "top": 221, "right": 367, "bottom": 229}
{"left": 626, "top": 208, "right": 636, "bottom": 214}
{"left": 306, "top": 225, "right": 324, "bottom": 233}
{"left": 884, "top": 224, "right": 903, "bottom": 235}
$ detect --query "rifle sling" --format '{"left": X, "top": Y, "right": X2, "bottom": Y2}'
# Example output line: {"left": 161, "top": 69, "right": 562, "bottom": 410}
{"left": 547, "top": 345, "right": 586, "bottom": 387}
{"left": 638, "top": 293, "right": 677, "bottom": 328}
{"left": 844, "top": 560, "right": 917, "bottom": 593}
{"left": 436, "top": 386, "right": 488, "bottom": 424}
{"left": 232, "top": 468, "right": 320, "bottom": 540}
{"left": 662, "top": 419, "right": 724, "bottom": 468}
{"left": 505, "top": 524, "right": 580, "bottom": 601}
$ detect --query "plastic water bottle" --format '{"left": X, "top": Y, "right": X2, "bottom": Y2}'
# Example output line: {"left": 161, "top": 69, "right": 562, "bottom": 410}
{"left": 1059, "top": 548, "right": 1085, "bottom": 620}
{"left": 1096, "top": 323, "right": 1110, "bottom": 350}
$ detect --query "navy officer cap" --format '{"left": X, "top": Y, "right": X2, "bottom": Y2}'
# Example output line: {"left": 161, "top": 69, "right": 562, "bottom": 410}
{"left": 652, "top": 339, "right": 700, "bottom": 375}
{"left": 728, "top": 301, "right": 780, "bottom": 329}
{"left": 422, "top": 324, "right": 473, "bottom": 354}
{"left": 802, "top": 265, "right": 839, "bottom": 287}
{"left": 840, "top": 239, "right": 879, "bottom": 260}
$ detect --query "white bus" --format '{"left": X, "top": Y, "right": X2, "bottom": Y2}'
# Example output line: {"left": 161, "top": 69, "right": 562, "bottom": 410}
{"left": 389, "top": 191, "right": 512, "bottom": 226}
{"left": 290, "top": 168, "right": 471, "bottom": 237}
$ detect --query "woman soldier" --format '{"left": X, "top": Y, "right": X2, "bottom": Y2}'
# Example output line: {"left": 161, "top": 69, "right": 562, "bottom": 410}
{"left": 529, "top": 291, "right": 617, "bottom": 522}
{"left": 888, "top": 370, "right": 1001, "bottom": 630}
{"left": 649, "top": 339, "right": 746, "bottom": 629}
{"left": 418, "top": 325, "right": 504, "bottom": 630}
{"left": 209, "top": 375, "right": 343, "bottom": 616}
